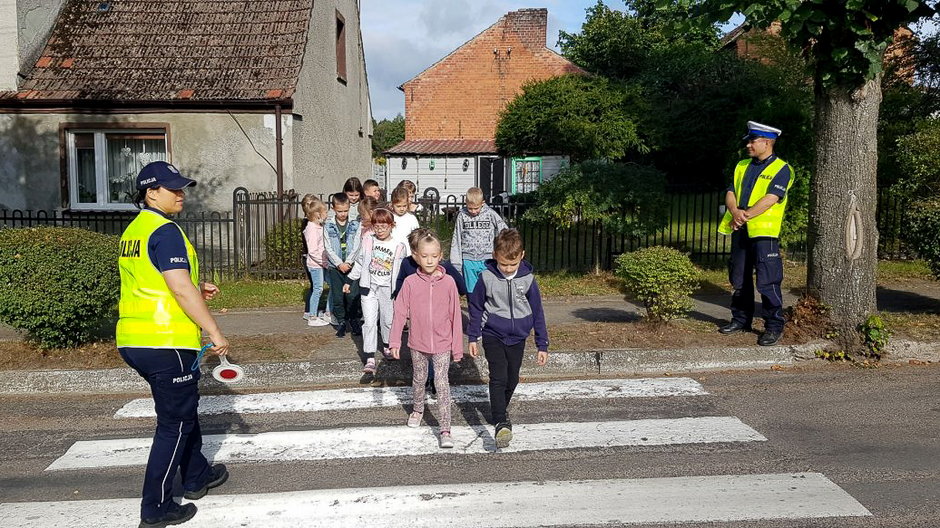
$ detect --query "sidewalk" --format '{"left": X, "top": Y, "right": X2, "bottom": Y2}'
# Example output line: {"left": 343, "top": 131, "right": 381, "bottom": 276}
{"left": 0, "top": 283, "right": 938, "bottom": 394}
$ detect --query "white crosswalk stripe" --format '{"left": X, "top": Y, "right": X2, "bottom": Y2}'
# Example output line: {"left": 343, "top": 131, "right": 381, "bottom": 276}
{"left": 4, "top": 377, "right": 873, "bottom": 526}
{"left": 114, "top": 378, "right": 709, "bottom": 418}
{"left": 0, "top": 473, "right": 870, "bottom": 528}
{"left": 46, "top": 416, "right": 765, "bottom": 470}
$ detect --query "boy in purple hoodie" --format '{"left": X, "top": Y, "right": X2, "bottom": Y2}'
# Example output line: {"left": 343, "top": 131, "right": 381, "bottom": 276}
{"left": 467, "top": 228, "right": 549, "bottom": 449}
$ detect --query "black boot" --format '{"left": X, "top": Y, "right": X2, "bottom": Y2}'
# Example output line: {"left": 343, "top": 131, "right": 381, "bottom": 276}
{"left": 719, "top": 321, "right": 751, "bottom": 334}
{"left": 758, "top": 330, "right": 782, "bottom": 346}
{"left": 139, "top": 503, "right": 197, "bottom": 528}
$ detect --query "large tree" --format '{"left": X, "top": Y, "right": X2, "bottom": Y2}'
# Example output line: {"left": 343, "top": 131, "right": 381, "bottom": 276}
{"left": 672, "top": 0, "right": 936, "bottom": 347}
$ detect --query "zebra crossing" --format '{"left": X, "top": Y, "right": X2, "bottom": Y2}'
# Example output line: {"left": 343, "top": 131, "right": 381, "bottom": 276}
{"left": 0, "top": 377, "right": 871, "bottom": 527}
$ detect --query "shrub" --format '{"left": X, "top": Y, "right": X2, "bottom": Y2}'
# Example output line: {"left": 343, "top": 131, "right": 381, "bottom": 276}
{"left": 0, "top": 226, "right": 120, "bottom": 348}
{"left": 522, "top": 161, "right": 669, "bottom": 237}
{"left": 859, "top": 314, "right": 891, "bottom": 359}
{"left": 904, "top": 196, "right": 940, "bottom": 278}
{"left": 263, "top": 219, "right": 304, "bottom": 272}
{"left": 615, "top": 246, "right": 700, "bottom": 322}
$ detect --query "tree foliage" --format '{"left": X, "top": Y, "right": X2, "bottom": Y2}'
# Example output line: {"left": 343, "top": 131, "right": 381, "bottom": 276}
{"left": 371, "top": 114, "right": 405, "bottom": 159}
{"left": 522, "top": 161, "right": 669, "bottom": 236}
{"left": 672, "top": 0, "right": 936, "bottom": 88}
{"left": 559, "top": 1, "right": 718, "bottom": 79}
{"left": 495, "top": 74, "right": 648, "bottom": 161}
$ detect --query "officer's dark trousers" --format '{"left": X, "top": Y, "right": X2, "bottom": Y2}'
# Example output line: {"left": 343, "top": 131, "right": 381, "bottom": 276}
{"left": 483, "top": 336, "right": 526, "bottom": 425}
{"left": 120, "top": 347, "right": 210, "bottom": 520}
{"left": 728, "top": 230, "right": 785, "bottom": 333}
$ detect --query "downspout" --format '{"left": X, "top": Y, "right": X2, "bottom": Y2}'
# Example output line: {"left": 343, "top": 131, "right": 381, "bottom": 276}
{"left": 275, "top": 103, "right": 284, "bottom": 198}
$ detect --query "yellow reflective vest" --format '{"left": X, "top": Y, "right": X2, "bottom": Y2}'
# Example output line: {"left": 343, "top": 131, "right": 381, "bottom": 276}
{"left": 116, "top": 209, "right": 201, "bottom": 349}
{"left": 718, "top": 157, "right": 793, "bottom": 238}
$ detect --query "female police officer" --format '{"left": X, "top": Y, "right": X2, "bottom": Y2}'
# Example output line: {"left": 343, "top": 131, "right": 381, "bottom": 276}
{"left": 117, "top": 161, "right": 230, "bottom": 527}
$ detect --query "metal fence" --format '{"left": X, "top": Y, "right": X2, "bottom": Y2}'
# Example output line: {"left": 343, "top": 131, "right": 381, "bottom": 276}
{"left": 0, "top": 187, "right": 912, "bottom": 279}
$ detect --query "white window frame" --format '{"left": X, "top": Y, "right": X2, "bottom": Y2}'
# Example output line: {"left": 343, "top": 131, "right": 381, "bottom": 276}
{"left": 66, "top": 128, "right": 168, "bottom": 211}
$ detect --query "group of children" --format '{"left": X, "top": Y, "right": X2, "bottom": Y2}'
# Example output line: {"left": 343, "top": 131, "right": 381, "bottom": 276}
{"left": 301, "top": 180, "right": 549, "bottom": 449}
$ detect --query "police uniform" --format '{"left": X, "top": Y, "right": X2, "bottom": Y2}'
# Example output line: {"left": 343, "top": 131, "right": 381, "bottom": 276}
{"left": 117, "top": 162, "right": 224, "bottom": 527}
{"left": 718, "top": 122, "right": 793, "bottom": 344}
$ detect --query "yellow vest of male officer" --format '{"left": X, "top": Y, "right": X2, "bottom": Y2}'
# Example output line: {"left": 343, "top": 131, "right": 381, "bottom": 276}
{"left": 116, "top": 209, "right": 201, "bottom": 349}
{"left": 717, "top": 157, "right": 793, "bottom": 238}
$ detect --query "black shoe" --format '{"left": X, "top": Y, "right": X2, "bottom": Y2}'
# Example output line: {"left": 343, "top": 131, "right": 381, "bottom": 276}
{"left": 139, "top": 503, "right": 197, "bottom": 528}
{"left": 758, "top": 330, "right": 782, "bottom": 346}
{"left": 335, "top": 324, "right": 347, "bottom": 338}
{"left": 359, "top": 371, "right": 374, "bottom": 384}
{"left": 718, "top": 321, "right": 751, "bottom": 335}
{"left": 495, "top": 422, "right": 513, "bottom": 449}
{"left": 183, "top": 463, "right": 228, "bottom": 500}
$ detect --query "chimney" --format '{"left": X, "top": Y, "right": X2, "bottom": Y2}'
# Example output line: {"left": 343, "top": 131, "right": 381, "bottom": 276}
{"left": 0, "top": 0, "right": 21, "bottom": 90}
{"left": 506, "top": 8, "right": 547, "bottom": 49}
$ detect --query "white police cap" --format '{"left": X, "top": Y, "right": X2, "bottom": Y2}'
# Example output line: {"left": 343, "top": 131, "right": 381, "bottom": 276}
{"left": 743, "top": 121, "right": 782, "bottom": 140}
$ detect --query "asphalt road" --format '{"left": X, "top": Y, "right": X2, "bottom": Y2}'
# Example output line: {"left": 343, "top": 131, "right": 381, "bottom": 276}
{"left": 1, "top": 364, "right": 939, "bottom": 527}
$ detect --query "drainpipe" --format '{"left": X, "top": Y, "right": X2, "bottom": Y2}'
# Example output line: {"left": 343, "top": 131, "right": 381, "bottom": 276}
{"left": 275, "top": 103, "right": 284, "bottom": 198}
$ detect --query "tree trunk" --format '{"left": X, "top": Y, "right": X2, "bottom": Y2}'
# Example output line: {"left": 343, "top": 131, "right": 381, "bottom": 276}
{"left": 807, "top": 75, "right": 881, "bottom": 350}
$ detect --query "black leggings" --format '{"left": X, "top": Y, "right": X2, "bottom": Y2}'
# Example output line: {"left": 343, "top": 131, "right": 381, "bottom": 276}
{"left": 482, "top": 336, "right": 525, "bottom": 425}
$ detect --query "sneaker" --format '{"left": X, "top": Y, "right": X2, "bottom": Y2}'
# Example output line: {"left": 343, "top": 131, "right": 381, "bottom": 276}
{"left": 335, "top": 324, "right": 347, "bottom": 338}
{"left": 495, "top": 422, "right": 513, "bottom": 449}
{"left": 139, "top": 503, "right": 197, "bottom": 528}
{"left": 425, "top": 379, "right": 437, "bottom": 400}
{"left": 362, "top": 358, "right": 376, "bottom": 374}
{"left": 407, "top": 411, "right": 423, "bottom": 428}
{"left": 302, "top": 312, "right": 311, "bottom": 320}
{"left": 359, "top": 371, "right": 374, "bottom": 384}
{"left": 183, "top": 464, "right": 229, "bottom": 500}
{"left": 440, "top": 432, "right": 454, "bottom": 449}
{"left": 307, "top": 316, "right": 330, "bottom": 327}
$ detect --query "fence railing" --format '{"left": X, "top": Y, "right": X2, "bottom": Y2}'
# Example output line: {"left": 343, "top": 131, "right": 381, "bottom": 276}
{"left": 0, "top": 188, "right": 912, "bottom": 279}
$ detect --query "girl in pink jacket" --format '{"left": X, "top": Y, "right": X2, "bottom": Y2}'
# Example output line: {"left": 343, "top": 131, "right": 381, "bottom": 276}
{"left": 389, "top": 229, "right": 463, "bottom": 449}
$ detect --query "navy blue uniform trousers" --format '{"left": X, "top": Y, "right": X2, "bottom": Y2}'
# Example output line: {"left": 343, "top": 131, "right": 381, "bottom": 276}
{"left": 728, "top": 229, "right": 785, "bottom": 333}
{"left": 120, "top": 347, "right": 210, "bottom": 519}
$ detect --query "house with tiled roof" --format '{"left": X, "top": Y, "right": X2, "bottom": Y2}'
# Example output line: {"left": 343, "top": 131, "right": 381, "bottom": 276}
{"left": 0, "top": 0, "right": 372, "bottom": 212}
{"left": 384, "top": 8, "right": 583, "bottom": 201}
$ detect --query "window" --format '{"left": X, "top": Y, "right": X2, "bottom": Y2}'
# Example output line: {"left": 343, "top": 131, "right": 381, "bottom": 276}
{"left": 66, "top": 128, "right": 168, "bottom": 211}
{"left": 512, "top": 157, "right": 542, "bottom": 194}
{"left": 335, "top": 10, "right": 347, "bottom": 83}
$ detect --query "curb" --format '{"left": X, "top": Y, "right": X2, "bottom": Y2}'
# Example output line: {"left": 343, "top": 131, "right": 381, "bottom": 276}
{"left": 0, "top": 343, "right": 824, "bottom": 395}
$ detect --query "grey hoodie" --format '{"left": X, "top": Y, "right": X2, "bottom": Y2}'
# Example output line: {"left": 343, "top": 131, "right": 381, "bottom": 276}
{"left": 450, "top": 204, "right": 508, "bottom": 272}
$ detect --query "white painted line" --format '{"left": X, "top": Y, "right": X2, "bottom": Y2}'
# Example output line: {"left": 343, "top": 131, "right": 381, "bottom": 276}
{"left": 0, "top": 473, "right": 871, "bottom": 527}
{"left": 114, "top": 378, "right": 708, "bottom": 418}
{"left": 47, "top": 416, "right": 763, "bottom": 471}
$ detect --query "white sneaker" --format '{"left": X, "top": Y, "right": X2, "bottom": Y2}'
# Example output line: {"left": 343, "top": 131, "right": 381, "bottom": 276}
{"left": 407, "top": 411, "right": 423, "bottom": 428}
{"left": 302, "top": 312, "right": 311, "bottom": 320}
{"left": 307, "top": 316, "right": 330, "bottom": 327}
{"left": 440, "top": 432, "right": 454, "bottom": 449}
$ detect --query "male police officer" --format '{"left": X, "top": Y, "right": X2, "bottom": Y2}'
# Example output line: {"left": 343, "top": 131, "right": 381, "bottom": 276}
{"left": 117, "top": 161, "right": 230, "bottom": 527}
{"left": 717, "top": 122, "right": 793, "bottom": 346}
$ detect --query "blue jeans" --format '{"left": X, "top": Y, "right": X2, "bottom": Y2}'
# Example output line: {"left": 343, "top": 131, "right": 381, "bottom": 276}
{"left": 306, "top": 267, "right": 324, "bottom": 314}
{"left": 119, "top": 347, "right": 210, "bottom": 519}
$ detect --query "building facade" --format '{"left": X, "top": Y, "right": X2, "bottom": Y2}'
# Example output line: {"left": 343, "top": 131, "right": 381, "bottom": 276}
{"left": 0, "top": 0, "right": 372, "bottom": 212}
{"left": 385, "top": 8, "right": 582, "bottom": 202}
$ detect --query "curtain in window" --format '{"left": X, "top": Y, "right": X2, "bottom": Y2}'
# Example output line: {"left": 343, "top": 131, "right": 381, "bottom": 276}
{"left": 75, "top": 133, "right": 97, "bottom": 203}
{"left": 106, "top": 135, "right": 167, "bottom": 205}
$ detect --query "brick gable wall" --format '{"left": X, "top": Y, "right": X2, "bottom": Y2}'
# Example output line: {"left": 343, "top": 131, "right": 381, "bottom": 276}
{"left": 401, "top": 8, "right": 582, "bottom": 142}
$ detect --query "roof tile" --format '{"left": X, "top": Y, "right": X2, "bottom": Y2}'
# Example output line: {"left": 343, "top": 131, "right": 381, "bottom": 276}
{"left": 385, "top": 139, "right": 498, "bottom": 156}
{"left": 15, "top": 0, "right": 314, "bottom": 102}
